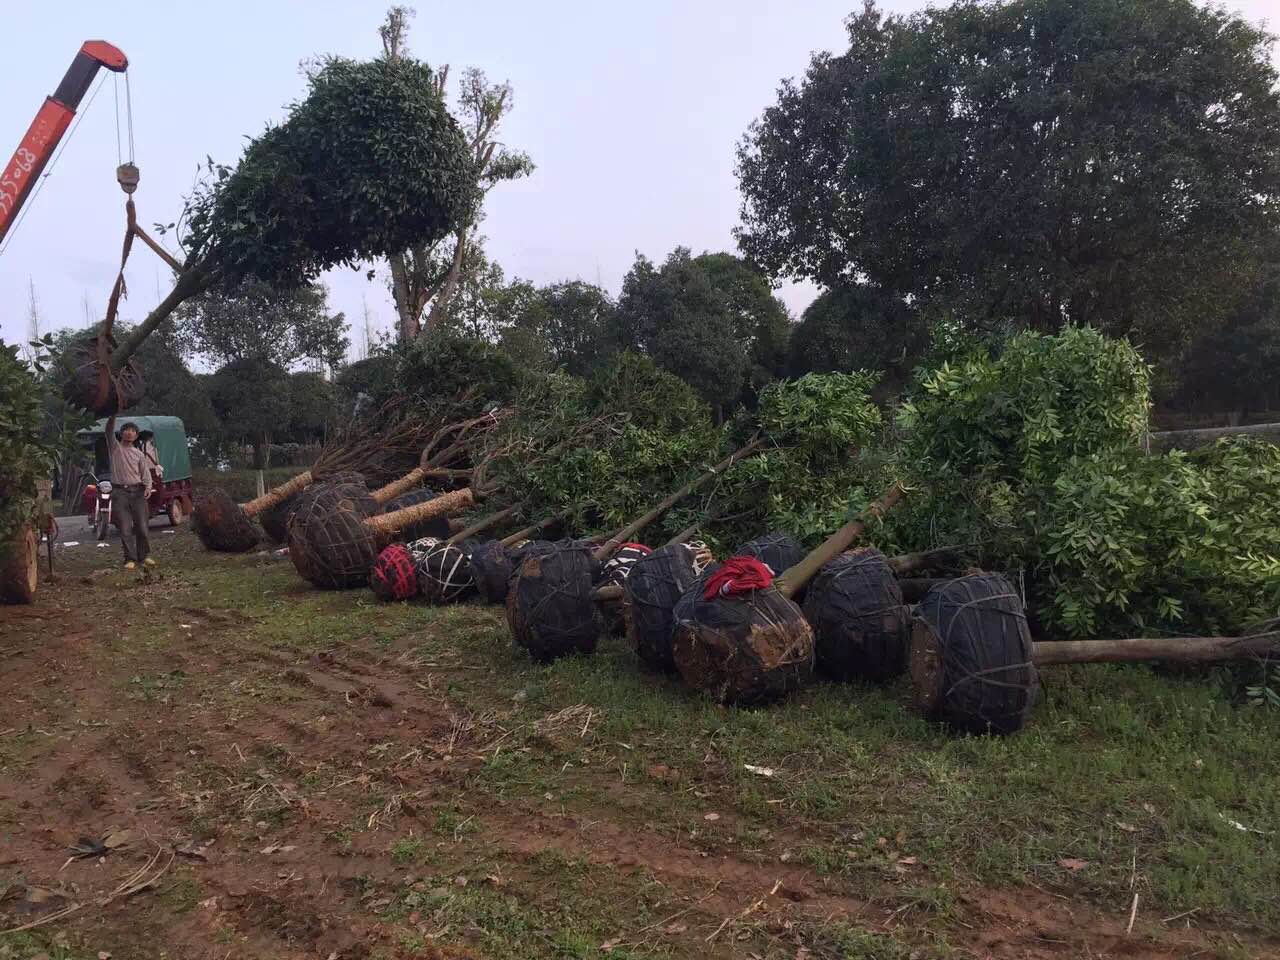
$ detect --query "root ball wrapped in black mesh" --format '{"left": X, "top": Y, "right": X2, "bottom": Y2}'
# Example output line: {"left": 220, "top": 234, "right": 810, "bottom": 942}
{"left": 192, "top": 488, "right": 259, "bottom": 552}
{"left": 506, "top": 542, "right": 602, "bottom": 663}
{"left": 257, "top": 492, "right": 300, "bottom": 544}
{"left": 909, "top": 573, "right": 1039, "bottom": 735}
{"left": 416, "top": 541, "right": 475, "bottom": 603}
{"left": 671, "top": 578, "right": 815, "bottom": 706}
{"left": 803, "top": 548, "right": 910, "bottom": 683}
{"left": 733, "top": 533, "right": 807, "bottom": 598}
{"left": 468, "top": 540, "right": 513, "bottom": 604}
{"left": 286, "top": 481, "right": 382, "bottom": 589}
{"left": 383, "top": 487, "right": 450, "bottom": 542}
{"left": 625, "top": 544, "right": 699, "bottom": 673}
{"left": 599, "top": 543, "right": 651, "bottom": 636}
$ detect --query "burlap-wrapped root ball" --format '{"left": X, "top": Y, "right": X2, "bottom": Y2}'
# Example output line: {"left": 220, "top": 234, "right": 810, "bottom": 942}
{"left": 672, "top": 579, "right": 815, "bottom": 706}
{"left": 383, "top": 487, "right": 451, "bottom": 542}
{"left": 192, "top": 488, "right": 260, "bottom": 552}
{"left": 287, "top": 481, "right": 382, "bottom": 589}
{"left": 506, "top": 542, "right": 602, "bottom": 663}
{"left": 61, "top": 332, "right": 144, "bottom": 415}
{"left": 416, "top": 541, "right": 475, "bottom": 603}
{"left": 625, "top": 543, "right": 699, "bottom": 673}
{"left": 370, "top": 543, "right": 419, "bottom": 600}
{"left": 804, "top": 548, "right": 911, "bottom": 683}
{"left": 910, "top": 573, "right": 1040, "bottom": 735}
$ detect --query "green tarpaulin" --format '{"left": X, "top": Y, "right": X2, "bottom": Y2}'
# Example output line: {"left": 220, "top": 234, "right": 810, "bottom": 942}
{"left": 80, "top": 416, "right": 193, "bottom": 483}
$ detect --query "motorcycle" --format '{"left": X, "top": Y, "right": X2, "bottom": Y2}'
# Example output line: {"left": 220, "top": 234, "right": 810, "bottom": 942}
{"left": 90, "top": 475, "right": 113, "bottom": 541}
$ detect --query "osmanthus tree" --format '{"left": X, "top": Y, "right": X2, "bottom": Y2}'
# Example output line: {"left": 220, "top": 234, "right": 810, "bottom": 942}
{"left": 102, "top": 51, "right": 479, "bottom": 379}
{"left": 736, "top": 0, "right": 1280, "bottom": 362}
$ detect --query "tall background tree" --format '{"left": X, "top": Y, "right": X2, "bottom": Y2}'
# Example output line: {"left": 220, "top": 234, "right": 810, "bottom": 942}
{"left": 612, "top": 249, "right": 748, "bottom": 419}
{"left": 174, "top": 281, "right": 349, "bottom": 466}
{"left": 380, "top": 6, "right": 534, "bottom": 341}
{"left": 736, "top": 0, "right": 1280, "bottom": 368}
{"left": 788, "top": 284, "right": 927, "bottom": 396}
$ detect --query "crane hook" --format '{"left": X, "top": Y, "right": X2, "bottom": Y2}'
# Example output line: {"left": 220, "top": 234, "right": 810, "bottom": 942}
{"left": 116, "top": 161, "right": 139, "bottom": 195}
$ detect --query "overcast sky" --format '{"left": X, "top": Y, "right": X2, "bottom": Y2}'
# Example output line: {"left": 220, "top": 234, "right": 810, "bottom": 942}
{"left": 2, "top": 0, "right": 1276, "bottom": 360}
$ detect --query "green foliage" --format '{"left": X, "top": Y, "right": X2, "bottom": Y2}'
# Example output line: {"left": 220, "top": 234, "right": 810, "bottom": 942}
{"left": 692, "top": 252, "right": 791, "bottom": 399}
{"left": 613, "top": 249, "right": 749, "bottom": 414}
{"left": 719, "top": 372, "right": 887, "bottom": 547}
{"left": 174, "top": 280, "right": 349, "bottom": 372}
{"left": 1036, "top": 443, "right": 1280, "bottom": 636}
{"left": 393, "top": 330, "right": 521, "bottom": 415}
{"left": 0, "top": 339, "right": 55, "bottom": 542}
{"left": 736, "top": 0, "right": 1280, "bottom": 363}
{"left": 897, "top": 327, "right": 1279, "bottom": 637}
{"left": 184, "top": 55, "right": 478, "bottom": 288}
{"left": 900, "top": 327, "right": 1151, "bottom": 487}
{"left": 510, "top": 354, "right": 722, "bottom": 540}
{"left": 208, "top": 358, "right": 293, "bottom": 469}
{"left": 789, "top": 284, "right": 927, "bottom": 396}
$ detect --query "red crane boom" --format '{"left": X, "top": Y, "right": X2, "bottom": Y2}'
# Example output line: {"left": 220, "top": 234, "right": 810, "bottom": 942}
{"left": 0, "top": 40, "right": 128, "bottom": 246}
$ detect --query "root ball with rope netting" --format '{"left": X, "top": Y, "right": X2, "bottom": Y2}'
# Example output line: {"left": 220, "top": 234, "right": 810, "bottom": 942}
{"left": 468, "top": 540, "right": 513, "bottom": 604}
{"left": 671, "top": 579, "right": 815, "bottom": 705}
{"left": 370, "top": 543, "right": 419, "bottom": 600}
{"left": 734, "top": 532, "right": 806, "bottom": 598}
{"left": 598, "top": 542, "right": 652, "bottom": 636}
{"left": 803, "top": 548, "right": 911, "bottom": 683}
{"left": 506, "top": 542, "right": 602, "bottom": 663}
{"left": 287, "top": 481, "right": 384, "bottom": 589}
{"left": 258, "top": 493, "right": 300, "bottom": 544}
{"left": 191, "top": 487, "right": 260, "bottom": 552}
{"left": 416, "top": 541, "right": 475, "bottom": 603}
{"left": 909, "top": 573, "right": 1040, "bottom": 736}
{"left": 625, "top": 543, "right": 699, "bottom": 673}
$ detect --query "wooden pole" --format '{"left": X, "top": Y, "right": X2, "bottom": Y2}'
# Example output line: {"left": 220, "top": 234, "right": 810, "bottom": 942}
{"left": 775, "top": 484, "right": 904, "bottom": 601}
{"left": 1149, "top": 422, "right": 1280, "bottom": 451}
{"left": 1033, "top": 632, "right": 1280, "bottom": 666}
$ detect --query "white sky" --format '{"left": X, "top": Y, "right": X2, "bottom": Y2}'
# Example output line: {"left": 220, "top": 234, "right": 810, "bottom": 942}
{"left": 1, "top": 0, "right": 1276, "bottom": 359}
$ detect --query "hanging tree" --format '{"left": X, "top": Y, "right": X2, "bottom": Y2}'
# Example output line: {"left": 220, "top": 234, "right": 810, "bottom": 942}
{"left": 65, "top": 53, "right": 479, "bottom": 415}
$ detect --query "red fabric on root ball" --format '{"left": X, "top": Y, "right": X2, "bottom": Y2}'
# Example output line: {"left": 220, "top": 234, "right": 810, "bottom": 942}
{"left": 370, "top": 544, "right": 419, "bottom": 600}
{"left": 702, "top": 555, "right": 774, "bottom": 599}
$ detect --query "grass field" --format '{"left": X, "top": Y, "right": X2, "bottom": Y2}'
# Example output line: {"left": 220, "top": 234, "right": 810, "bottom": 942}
{"left": 1, "top": 527, "right": 1277, "bottom": 959}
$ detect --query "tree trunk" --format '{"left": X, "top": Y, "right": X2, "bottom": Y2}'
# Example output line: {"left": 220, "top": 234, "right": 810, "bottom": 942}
{"left": 1033, "top": 632, "right": 1279, "bottom": 666}
{"left": 110, "top": 267, "right": 213, "bottom": 370}
{"left": 389, "top": 253, "right": 419, "bottom": 342}
{"left": 775, "top": 484, "right": 905, "bottom": 600}
{"left": 1149, "top": 422, "right": 1280, "bottom": 451}
{"left": 422, "top": 228, "right": 468, "bottom": 335}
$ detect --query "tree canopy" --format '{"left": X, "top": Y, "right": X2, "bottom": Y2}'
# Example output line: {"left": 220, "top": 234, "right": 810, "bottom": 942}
{"left": 736, "top": 0, "right": 1280, "bottom": 361}
{"left": 183, "top": 55, "right": 479, "bottom": 291}
{"left": 174, "top": 280, "right": 349, "bottom": 373}
{"left": 788, "top": 284, "right": 926, "bottom": 395}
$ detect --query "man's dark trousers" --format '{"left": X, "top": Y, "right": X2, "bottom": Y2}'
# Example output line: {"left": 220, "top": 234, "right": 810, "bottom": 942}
{"left": 113, "top": 485, "right": 150, "bottom": 563}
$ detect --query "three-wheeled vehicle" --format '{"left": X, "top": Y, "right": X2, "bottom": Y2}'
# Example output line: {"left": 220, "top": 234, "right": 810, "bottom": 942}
{"left": 76, "top": 416, "right": 195, "bottom": 540}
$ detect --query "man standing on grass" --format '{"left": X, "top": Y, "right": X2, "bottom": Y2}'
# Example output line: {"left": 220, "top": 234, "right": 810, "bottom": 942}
{"left": 105, "top": 415, "right": 154, "bottom": 570}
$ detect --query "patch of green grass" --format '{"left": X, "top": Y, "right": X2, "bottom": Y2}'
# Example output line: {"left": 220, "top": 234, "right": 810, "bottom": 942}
{"left": 390, "top": 834, "right": 425, "bottom": 864}
{"left": 159, "top": 873, "right": 202, "bottom": 913}
{"left": 73, "top": 535, "right": 1280, "bottom": 939}
{"left": 0, "top": 933, "right": 89, "bottom": 960}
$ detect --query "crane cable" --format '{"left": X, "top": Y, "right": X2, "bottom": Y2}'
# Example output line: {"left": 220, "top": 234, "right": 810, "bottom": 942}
{"left": 0, "top": 71, "right": 109, "bottom": 260}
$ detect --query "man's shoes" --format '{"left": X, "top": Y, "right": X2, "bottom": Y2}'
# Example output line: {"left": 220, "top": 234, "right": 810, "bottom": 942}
{"left": 124, "top": 561, "right": 136, "bottom": 570}
{"left": 143, "top": 557, "right": 156, "bottom": 567}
